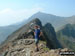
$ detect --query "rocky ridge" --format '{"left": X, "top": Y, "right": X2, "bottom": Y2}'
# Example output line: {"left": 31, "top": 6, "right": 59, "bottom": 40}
{"left": 0, "top": 18, "right": 73, "bottom": 56}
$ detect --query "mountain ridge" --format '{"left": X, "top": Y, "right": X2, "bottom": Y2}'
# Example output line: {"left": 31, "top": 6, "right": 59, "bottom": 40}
{"left": 0, "top": 12, "right": 75, "bottom": 44}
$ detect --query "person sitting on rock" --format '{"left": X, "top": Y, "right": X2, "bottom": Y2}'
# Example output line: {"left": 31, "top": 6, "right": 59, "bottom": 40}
{"left": 34, "top": 25, "right": 42, "bottom": 52}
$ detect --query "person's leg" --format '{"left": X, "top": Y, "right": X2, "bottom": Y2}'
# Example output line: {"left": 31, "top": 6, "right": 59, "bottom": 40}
{"left": 36, "top": 43, "right": 39, "bottom": 50}
{"left": 35, "top": 39, "right": 39, "bottom": 51}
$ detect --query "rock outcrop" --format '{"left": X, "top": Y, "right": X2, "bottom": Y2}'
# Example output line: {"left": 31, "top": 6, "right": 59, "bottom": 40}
{"left": 43, "top": 23, "right": 62, "bottom": 49}
{"left": 1, "top": 39, "right": 72, "bottom": 56}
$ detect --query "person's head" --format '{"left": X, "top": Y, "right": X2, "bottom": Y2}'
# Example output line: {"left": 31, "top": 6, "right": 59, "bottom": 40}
{"left": 34, "top": 25, "right": 39, "bottom": 29}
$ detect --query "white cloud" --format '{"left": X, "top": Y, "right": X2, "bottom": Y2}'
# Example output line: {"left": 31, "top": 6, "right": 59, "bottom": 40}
{"left": 0, "top": 7, "right": 43, "bottom": 26}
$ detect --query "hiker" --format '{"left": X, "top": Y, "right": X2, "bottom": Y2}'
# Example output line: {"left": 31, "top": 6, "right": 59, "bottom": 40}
{"left": 34, "top": 25, "right": 42, "bottom": 51}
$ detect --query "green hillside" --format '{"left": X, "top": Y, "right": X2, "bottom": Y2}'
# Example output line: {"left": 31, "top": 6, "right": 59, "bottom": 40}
{"left": 57, "top": 24, "right": 75, "bottom": 51}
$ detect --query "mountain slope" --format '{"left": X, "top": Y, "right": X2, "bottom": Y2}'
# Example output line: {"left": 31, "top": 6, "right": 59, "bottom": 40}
{"left": 57, "top": 24, "right": 75, "bottom": 51}
{"left": 0, "top": 24, "right": 24, "bottom": 44}
{"left": 0, "top": 20, "right": 28, "bottom": 44}
{"left": 66, "top": 16, "right": 75, "bottom": 24}
{"left": 26, "top": 12, "right": 67, "bottom": 29}
{"left": 26, "top": 12, "right": 75, "bottom": 30}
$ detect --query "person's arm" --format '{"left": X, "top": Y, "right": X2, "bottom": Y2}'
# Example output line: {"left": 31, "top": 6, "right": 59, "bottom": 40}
{"left": 39, "top": 31, "right": 42, "bottom": 37}
{"left": 34, "top": 32, "right": 35, "bottom": 36}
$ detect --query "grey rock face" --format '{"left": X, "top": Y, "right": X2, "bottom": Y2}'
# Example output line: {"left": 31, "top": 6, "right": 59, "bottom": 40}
{"left": 17, "top": 39, "right": 35, "bottom": 45}
{"left": 43, "top": 23, "right": 62, "bottom": 49}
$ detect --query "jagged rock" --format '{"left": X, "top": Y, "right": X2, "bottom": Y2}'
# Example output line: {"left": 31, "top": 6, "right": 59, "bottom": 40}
{"left": 43, "top": 23, "right": 62, "bottom": 48}
{"left": 1, "top": 41, "right": 72, "bottom": 56}
{"left": 61, "top": 48, "right": 69, "bottom": 51}
{"left": 16, "top": 39, "right": 35, "bottom": 45}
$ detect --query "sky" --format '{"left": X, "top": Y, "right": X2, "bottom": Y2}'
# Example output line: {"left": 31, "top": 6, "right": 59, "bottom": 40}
{"left": 0, "top": 0, "right": 75, "bottom": 26}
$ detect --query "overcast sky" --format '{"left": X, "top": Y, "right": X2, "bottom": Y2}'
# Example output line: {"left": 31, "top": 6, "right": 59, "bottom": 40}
{"left": 0, "top": 0, "right": 75, "bottom": 26}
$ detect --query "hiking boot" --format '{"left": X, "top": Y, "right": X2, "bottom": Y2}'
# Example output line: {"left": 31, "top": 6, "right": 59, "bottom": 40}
{"left": 35, "top": 48, "right": 39, "bottom": 52}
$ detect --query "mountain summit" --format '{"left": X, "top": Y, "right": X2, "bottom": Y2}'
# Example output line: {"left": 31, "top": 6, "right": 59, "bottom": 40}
{"left": 27, "top": 12, "right": 67, "bottom": 29}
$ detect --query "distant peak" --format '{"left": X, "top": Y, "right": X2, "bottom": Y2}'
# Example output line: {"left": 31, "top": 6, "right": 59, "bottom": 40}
{"left": 36, "top": 11, "right": 43, "bottom": 14}
{"left": 35, "top": 11, "right": 56, "bottom": 17}
{"left": 37, "top": 11, "right": 41, "bottom": 13}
